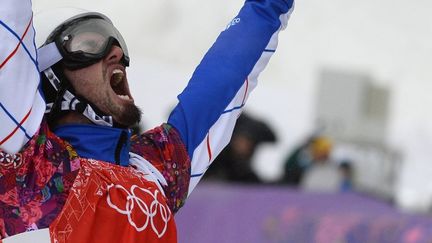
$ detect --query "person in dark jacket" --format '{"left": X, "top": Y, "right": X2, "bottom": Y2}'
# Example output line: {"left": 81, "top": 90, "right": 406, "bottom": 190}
{"left": 205, "top": 112, "right": 277, "bottom": 183}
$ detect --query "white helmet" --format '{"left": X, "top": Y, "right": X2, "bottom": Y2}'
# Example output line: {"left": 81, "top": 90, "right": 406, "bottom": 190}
{"left": 34, "top": 7, "right": 90, "bottom": 48}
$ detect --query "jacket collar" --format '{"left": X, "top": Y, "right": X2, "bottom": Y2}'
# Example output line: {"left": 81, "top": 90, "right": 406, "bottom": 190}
{"left": 53, "top": 123, "right": 131, "bottom": 166}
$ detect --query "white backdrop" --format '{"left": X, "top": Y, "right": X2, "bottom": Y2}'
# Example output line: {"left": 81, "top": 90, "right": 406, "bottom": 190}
{"left": 33, "top": 0, "right": 432, "bottom": 212}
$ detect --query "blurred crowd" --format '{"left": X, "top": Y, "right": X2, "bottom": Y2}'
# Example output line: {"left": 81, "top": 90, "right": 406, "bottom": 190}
{"left": 203, "top": 111, "right": 356, "bottom": 194}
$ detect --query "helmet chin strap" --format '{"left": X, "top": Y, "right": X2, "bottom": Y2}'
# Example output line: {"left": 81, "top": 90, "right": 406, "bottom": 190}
{"left": 43, "top": 67, "right": 114, "bottom": 127}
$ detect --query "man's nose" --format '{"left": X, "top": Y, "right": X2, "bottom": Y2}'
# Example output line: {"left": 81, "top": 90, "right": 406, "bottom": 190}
{"left": 104, "top": 45, "right": 124, "bottom": 64}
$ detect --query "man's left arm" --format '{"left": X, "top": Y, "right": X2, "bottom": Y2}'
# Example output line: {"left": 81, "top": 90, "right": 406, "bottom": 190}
{"left": 168, "top": 0, "right": 295, "bottom": 194}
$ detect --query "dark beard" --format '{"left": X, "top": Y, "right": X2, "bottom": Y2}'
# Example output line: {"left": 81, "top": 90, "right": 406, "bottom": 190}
{"left": 114, "top": 103, "right": 142, "bottom": 128}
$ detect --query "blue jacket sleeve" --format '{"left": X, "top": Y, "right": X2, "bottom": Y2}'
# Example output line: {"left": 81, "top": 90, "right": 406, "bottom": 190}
{"left": 168, "top": 0, "right": 294, "bottom": 193}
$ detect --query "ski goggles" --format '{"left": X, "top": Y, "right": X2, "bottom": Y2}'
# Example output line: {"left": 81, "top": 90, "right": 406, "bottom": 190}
{"left": 46, "top": 16, "right": 130, "bottom": 70}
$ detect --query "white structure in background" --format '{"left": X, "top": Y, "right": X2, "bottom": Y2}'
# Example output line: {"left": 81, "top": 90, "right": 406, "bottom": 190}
{"left": 315, "top": 69, "right": 402, "bottom": 201}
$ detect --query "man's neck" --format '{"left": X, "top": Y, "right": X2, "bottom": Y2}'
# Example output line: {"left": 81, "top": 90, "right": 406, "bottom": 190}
{"left": 52, "top": 111, "right": 93, "bottom": 128}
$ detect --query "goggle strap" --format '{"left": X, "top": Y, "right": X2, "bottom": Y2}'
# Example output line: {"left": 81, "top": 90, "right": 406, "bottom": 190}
{"left": 45, "top": 92, "right": 113, "bottom": 127}
{"left": 38, "top": 43, "right": 63, "bottom": 72}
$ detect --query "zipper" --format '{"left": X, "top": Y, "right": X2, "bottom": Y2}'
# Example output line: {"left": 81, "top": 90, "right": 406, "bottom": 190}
{"left": 114, "top": 131, "right": 128, "bottom": 165}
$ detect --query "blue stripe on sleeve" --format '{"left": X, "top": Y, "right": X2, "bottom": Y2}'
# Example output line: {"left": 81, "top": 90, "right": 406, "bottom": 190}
{"left": 0, "top": 103, "right": 32, "bottom": 139}
{"left": 0, "top": 20, "right": 38, "bottom": 68}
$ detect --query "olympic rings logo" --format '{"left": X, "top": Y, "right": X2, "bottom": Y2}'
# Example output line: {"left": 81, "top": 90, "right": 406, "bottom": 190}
{"left": 106, "top": 184, "right": 171, "bottom": 238}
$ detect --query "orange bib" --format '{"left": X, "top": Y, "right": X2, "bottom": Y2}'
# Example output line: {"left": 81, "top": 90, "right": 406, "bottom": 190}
{"left": 49, "top": 159, "right": 177, "bottom": 243}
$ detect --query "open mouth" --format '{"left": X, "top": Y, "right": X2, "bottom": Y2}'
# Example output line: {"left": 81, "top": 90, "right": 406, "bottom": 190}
{"left": 110, "top": 69, "right": 133, "bottom": 102}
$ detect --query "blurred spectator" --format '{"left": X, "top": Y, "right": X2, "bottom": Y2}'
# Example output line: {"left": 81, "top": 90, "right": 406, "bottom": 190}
{"left": 300, "top": 158, "right": 356, "bottom": 193}
{"left": 205, "top": 112, "right": 277, "bottom": 183}
{"left": 281, "top": 135, "right": 358, "bottom": 193}
{"left": 280, "top": 136, "right": 333, "bottom": 186}
{"left": 338, "top": 159, "right": 354, "bottom": 192}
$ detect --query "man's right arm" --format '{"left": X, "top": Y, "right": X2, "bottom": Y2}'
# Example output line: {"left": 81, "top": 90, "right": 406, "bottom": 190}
{"left": 0, "top": 0, "right": 45, "bottom": 154}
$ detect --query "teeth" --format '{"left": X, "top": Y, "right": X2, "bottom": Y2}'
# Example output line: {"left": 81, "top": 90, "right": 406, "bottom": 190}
{"left": 113, "top": 69, "right": 123, "bottom": 75}
{"left": 118, "top": 95, "right": 131, "bottom": 101}
{"left": 112, "top": 69, "right": 124, "bottom": 86}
